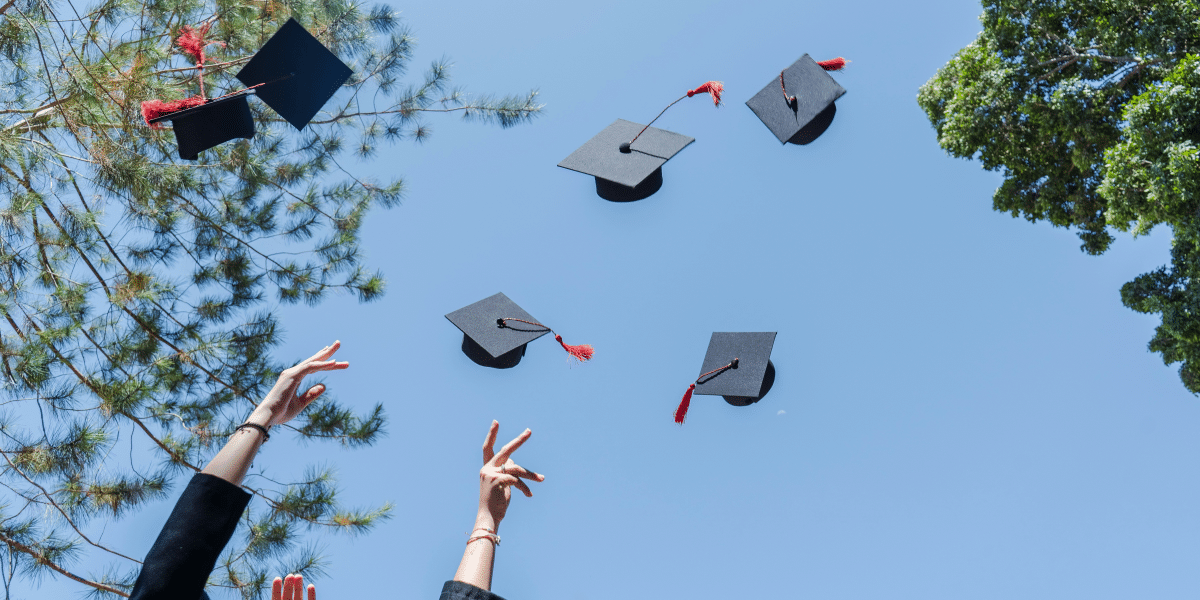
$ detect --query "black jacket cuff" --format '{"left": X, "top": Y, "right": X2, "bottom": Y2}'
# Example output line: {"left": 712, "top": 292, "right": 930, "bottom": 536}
{"left": 440, "top": 580, "right": 509, "bottom": 600}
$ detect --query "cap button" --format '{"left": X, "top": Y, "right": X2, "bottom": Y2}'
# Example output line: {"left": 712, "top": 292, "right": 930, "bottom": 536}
{"left": 618, "top": 142, "right": 632, "bottom": 153}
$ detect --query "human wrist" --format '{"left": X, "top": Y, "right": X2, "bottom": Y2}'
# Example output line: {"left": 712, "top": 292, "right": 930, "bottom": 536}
{"left": 245, "top": 409, "right": 274, "bottom": 430}
{"left": 235, "top": 422, "right": 270, "bottom": 443}
{"left": 474, "top": 512, "right": 499, "bottom": 532}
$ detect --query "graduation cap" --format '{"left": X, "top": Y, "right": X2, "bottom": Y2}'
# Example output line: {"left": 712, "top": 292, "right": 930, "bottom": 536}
{"left": 558, "top": 81, "right": 723, "bottom": 202}
{"left": 141, "top": 18, "right": 352, "bottom": 159}
{"left": 235, "top": 18, "right": 353, "bottom": 130}
{"left": 445, "top": 293, "right": 594, "bottom": 369}
{"left": 146, "top": 94, "right": 255, "bottom": 161}
{"left": 745, "top": 55, "right": 847, "bottom": 145}
{"left": 674, "top": 332, "right": 777, "bottom": 424}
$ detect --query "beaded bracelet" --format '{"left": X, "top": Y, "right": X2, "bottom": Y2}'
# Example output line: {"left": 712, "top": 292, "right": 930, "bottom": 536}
{"left": 235, "top": 422, "right": 270, "bottom": 442}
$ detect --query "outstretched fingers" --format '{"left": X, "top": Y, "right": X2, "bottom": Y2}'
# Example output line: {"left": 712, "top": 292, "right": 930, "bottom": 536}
{"left": 501, "top": 461, "right": 544, "bottom": 482}
{"left": 305, "top": 341, "right": 341, "bottom": 364}
{"left": 303, "top": 359, "right": 350, "bottom": 376}
{"left": 492, "top": 474, "right": 532, "bottom": 497}
{"left": 288, "top": 574, "right": 306, "bottom": 600}
{"left": 482, "top": 420, "right": 499, "bottom": 464}
{"left": 275, "top": 574, "right": 297, "bottom": 600}
{"left": 492, "top": 428, "right": 531, "bottom": 467}
{"left": 509, "top": 476, "right": 533, "bottom": 497}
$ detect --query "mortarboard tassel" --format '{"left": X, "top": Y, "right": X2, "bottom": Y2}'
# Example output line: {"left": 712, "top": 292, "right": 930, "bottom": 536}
{"left": 498, "top": 318, "right": 594, "bottom": 363}
{"left": 175, "top": 23, "right": 225, "bottom": 98}
{"left": 141, "top": 97, "right": 207, "bottom": 127}
{"left": 622, "top": 79, "right": 726, "bottom": 152}
{"left": 780, "top": 72, "right": 796, "bottom": 107}
{"left": 817, "top": 57, "right": 849, "bottom": 71}
{"left": 686, "top": 81, "right": 724, "bottom": 106}
{"left": 141, "top": 22, "right": 226, "bottom": 128}
{"left": 674, "top": 358, "right": 738, "bottom": 425}
{"left": 676, "top": 357, "right": 739, "bottom": 424}
{"left": 675, "top": 384, "right": 695, "bottom": 424}
{"left": 555, "top": 335, "right": 594, "bottom": 362}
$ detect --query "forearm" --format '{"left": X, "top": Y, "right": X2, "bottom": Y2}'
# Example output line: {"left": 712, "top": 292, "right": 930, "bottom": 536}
{"left": 453, "top": 512, "right": 499, "bottom": 590}
{"left": 200, "top": 411, "right": 270, "bottom": 487}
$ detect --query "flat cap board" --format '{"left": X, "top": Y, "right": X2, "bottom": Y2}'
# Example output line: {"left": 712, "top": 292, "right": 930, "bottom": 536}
{"left": 558, "top": 119, "right": 695, "bottom": 188}
{"left": 693, "top": 332, "right": 778, "bottom": 398}
{"left": 745, "top": 54, "right": 846, "bottom": 144}
{"left": 150, "top": 94, "right": 255, "bottom": 160}
{"left": 236, "top": 18, "right": 353, "bottom": 130}
{"left": 445, "top": 292, "right": 550, "bottom": 358}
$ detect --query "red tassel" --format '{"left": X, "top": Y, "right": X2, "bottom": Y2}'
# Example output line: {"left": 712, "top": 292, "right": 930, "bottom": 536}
{"left": 817, "top": 57, "right": 849, "bottom": 71}
{"left": 555, "top": 334, "right": 594, "bottom": 362}
{"left": 141, "top": 97, "right": 206, "bottom": 128}
{"left": 674, "top": 384, "right": 695, "bottom": 424}
{"left": 176, "top": 23, "right": 224, "bottom": 65}
{"left": 142, "top": 22, "right": 227, "bottom": 128}
{"left": 686, "top": 81, "right": 724, "bottom": 107}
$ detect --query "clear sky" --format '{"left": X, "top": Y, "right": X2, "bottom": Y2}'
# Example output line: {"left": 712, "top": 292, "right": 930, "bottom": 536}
{"left": 21, "top": 0, "right": 1200, "bottom": 598}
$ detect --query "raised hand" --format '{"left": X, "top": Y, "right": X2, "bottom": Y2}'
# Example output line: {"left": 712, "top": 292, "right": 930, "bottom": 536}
{"left": 478, "top": 420, "right": 544, "bottom": 526}
{"left": 271, "top": 574, "right": 316, "bottom": 600}
{"left": 250, "top": 341, "right": 349, "bottom": 429}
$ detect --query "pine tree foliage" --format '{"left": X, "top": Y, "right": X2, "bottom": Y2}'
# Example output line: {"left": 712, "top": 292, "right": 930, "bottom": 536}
{"left": 917, "top": 0, "right": 1200, "bottom": 391}
{"left": 0, "top": 0, "right": 542, "bottom": 596}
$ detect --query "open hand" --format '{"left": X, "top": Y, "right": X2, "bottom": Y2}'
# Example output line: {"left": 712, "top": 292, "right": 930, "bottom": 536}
{"left": 250, "top": 341, "right": 349, "bottom": 429}
{"left": 478, "top": 421, "right": 544, "bottom": 526}
{"left": 272, "top": 574, "right": 315, "bottom": 600}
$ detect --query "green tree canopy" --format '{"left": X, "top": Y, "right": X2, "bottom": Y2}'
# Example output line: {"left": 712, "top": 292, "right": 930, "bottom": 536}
{"left": 0, "top": 0, "right": 541, "bottom": 596}
{"left": 918, "top": 0, "right": 1200, "bottom": 391}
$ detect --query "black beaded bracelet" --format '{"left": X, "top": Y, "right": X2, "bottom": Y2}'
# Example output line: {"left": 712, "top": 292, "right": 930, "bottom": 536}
{"left": 235, "top": 422, "right": 270, "bottom": 442}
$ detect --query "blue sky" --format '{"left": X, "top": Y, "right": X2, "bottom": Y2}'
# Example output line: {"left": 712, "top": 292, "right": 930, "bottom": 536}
{"left": 21, "top": 0, "right": 1200, "bottom": 598}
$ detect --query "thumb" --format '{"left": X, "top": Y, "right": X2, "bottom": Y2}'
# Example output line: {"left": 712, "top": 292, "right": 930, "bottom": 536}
{"left": 298, "top": 384, "right": 326, "bottom": 406}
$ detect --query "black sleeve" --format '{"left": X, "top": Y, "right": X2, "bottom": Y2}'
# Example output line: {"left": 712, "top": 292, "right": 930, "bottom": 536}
{"left": 128, "top": 473, "right": 252, "bottom": 600}
{"left": 439, "top": 580, "right": 509, "bottom": 600}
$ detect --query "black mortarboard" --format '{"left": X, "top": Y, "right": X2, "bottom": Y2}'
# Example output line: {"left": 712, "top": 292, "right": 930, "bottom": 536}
{"left": 745, "top": 55, "right": 847, "bottom": 145}
{"left": 559, "top": 81, "right": 723, "bottom": 202}
{"left": 674, "top": 332, "right": 777, "bottom": 424}
{"left": 145, "top": 18, "right": 350, "bottom": 159}
{"left": 446, "top": 292, "right": 594, "bottom": 369}
{"left": 558, "top": 119, "right": 694, "bottom": 202}
{"left": 148, "top": 94, "right": 255, "bottom": 160}
{"left": 235, "top": 18, "right": 353, "bottom": 130}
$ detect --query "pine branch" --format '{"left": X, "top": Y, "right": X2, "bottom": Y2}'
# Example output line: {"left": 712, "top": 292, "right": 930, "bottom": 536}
{"left": 0, "top": 96, "right": 73, "bottom": 118}
{"left": 0, "top": 530, "right": 128, "bottom": 597}
{"left": 306, "top": 98, "right": 544, "bottom": 126}
{"left": 120, "top": 412, "right": 200, "bottom": 472}
{"left": 34, "top": 200, "right": 264, "bottom": 411}
{"left": 0, "top": 448, "right": 143, "bottom": 564}
{"left": 39, "top": 146, "right": 200, "bottom": 339}
{"left": 7, "top": 311, "right": 196, "bottom": 470}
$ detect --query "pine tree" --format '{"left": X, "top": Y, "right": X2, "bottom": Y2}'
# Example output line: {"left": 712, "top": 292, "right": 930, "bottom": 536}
{"left": 0, "top": 0, "right": 542, "bottom": 596}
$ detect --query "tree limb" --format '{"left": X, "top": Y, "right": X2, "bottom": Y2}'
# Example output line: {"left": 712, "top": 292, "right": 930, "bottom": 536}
{"left": 0, "top": 448, "right": 143, "bottom": 564}
{"left": 0, "top": 530, "right": 129, "bottom": 597}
